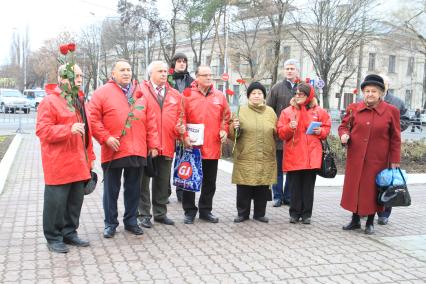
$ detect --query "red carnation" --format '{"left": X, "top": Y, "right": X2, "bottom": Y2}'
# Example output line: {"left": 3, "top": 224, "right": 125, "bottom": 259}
{"left": 169, "top": 68, "right": 174, "bottom": 75}
{"left": 68, "top": 43, "right": 76, "bottom": 52}
{"left": 59, "top": 44, "right": 69, "bottom": 55}
{"left": 305, "top": 77, "right": 311, "bottom": 83}
{"left": 353, "top": 88, "right": 358, "bottom": 94}
{"left": 236, "top": 78, "right": 246, "bottom": 84}
{"left": 294, "top": 77, "right": 301, "bottom": 84}
{"left": 226, "top": 89, "right": 234, "bottom": 96}
{"left": 183, "top": 88, "right": 191, "bottom": 97}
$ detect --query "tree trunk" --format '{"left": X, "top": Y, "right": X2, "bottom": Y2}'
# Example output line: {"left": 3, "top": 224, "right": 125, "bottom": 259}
{"left": 322, "top": 84, "right": 330, "bottom": 109}
{"left": 272, "top": 40, "right": 281, "bottom": 86}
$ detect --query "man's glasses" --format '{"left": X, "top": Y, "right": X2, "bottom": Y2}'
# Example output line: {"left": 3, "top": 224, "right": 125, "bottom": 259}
{"left": 198, "top": 74, "right": 212, "bottom": 77}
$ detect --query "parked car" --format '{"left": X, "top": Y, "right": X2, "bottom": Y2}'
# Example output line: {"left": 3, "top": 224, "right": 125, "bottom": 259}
{"left": 23, "top": 88, "right": 46, "bottom": 110}
{"left": 0, "top": 88, "right": 31, "bottom": 113}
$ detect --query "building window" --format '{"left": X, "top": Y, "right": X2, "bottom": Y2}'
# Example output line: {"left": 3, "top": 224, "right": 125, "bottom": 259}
{"left": 206, "top": 55, "right": 212, "bottom": 65}
{"left": 211, "top": 66, "right": 218, "bottom": 76}
{"left": 407, "top": 56, "right": 414, "bottom": 76}
{"left": 388, "top": 55, "right": 396, "bottom": 73}
{"left": 368, "top": 53, "right": 376, "bottom": 71}
{"left": 282, "top": 46, "right": 291, "bottom": 64}
{"left": 405, "top": 89, "right": 412, "bottom": 109}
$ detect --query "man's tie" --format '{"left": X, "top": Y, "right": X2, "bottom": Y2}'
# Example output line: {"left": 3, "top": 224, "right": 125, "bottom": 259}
{"left": 156, "top": 86, "right": 163, "bottom": 101}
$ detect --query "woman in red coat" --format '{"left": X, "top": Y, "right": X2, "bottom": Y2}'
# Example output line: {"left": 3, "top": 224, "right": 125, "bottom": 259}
{"left": 339, "top": 74, "right": 401, "bottom": 235}
{"left": 277, "top": 83, "right": 331, "bottom": 224}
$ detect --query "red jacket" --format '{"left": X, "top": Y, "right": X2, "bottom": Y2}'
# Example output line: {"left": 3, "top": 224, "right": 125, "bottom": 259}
{"left": 184, "top": 82, "right": 231, "bottom": 159}
{"left": 338, "top": 101, "right": 401, "bottom": 215}
{"left": 89, "top": 80, "right": 160, "bottom": 164}
{"left": 140, "top": 81, "right": 185, "bottom": 158}
{"left": 277, "top": 98, "right": 331, "bottom": 172}
{"left": 36, "top": 85, "right": 95, "bottom": 185}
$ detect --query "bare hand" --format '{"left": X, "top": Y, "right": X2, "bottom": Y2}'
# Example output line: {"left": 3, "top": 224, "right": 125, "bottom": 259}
{"left": 219, "top": 130, "right": 227, "bottom": 143}
{"left": 340, "top": 134, "right": 350, "bottom": 144}
{"left": 390, "top": 163, "right": 400, "bottom": 169}
{"left": 233, "top": 118, "right": 240, "bottom": 129}
{"left": 183, "top": 136, "right": 192, "bottom": 148}
{"left": 71, "top": 123, "right": 85, "bottom": 136}
{"left": 289, "top": 120, "right": 297, "bottom": 129}
{"left": 176, "top": 123, "right": 186, "bottom": 135}
{"left": 106, "top": 136, "right": 120, "bottom": 151}
{"left": 313, "top": 127, "right": 321, "bottom": 135}
{"left": 149, "top": 148, "right": 158, "bottom": 158}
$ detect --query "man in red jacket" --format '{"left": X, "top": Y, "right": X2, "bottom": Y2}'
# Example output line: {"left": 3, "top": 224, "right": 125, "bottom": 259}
{"left": 89, "top": 59, "right": 159, "bottom": 238}
{"left": 36, "top": 64, "right": 95, "bottom": 253}
{"left": 138, "top": 61, "right": 186, "bottom": 228}
{"left": 182, "top": 66, "right": 231, "bottom": 224}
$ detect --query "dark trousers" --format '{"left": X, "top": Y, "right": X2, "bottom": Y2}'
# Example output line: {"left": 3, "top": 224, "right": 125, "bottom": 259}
{"left": 288, "top": 169, "right": 317, "bottom": 219}
{"left": 272, "top": 150, "right": 291, "bottom": 202}
{"left": 139, "top": 156, "right": 172, "bottom": 219}
{"left": 103, "top": 166, "right": 143, "bottom": 229}
{"left": 377, "top": 207, "right": 392, "bottom": 218}
{"left": 43, "top": 181, "right": 84, "bottom": 244}
{"left": 236, "top": 185, "right": 269, "bottom": 218}
{"left": 182, "top": 159, "right": 218, "bottom": 217}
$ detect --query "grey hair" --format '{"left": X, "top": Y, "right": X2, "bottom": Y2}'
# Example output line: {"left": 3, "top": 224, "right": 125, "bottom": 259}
{"left": 283, "top": 59, "right": 300, "bottom": 70}
{"left": 147, "top": 61, "right": 168, "bottom": 76}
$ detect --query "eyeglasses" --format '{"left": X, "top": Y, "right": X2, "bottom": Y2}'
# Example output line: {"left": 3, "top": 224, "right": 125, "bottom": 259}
{"left": 198, "top": 74, "right": 212, "bottom": 77}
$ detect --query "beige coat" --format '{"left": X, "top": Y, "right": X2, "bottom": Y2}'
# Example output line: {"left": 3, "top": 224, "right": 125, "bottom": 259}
{"left": 229, "top": 104, "right": 277, "bottom": 186}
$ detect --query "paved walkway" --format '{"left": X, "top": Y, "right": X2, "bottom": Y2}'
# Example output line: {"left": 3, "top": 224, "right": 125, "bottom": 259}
{"left": 0, "top": 134, "right": 425, "bottom": 283}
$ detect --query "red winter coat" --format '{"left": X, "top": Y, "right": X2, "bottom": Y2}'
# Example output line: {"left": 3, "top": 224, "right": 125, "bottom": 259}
{"left": 277, "top": 98, "right": 331, "bottom": 172}
{"left": 140, "top": 81, "right": 185, "bottom": 158}
{"left": 36, "top": 85, "right": 95, "bottom": 185}
{"left": 338, "top": 101, "right": 401, "bottom": 215}
{"left": 184, "top": 82, "right": 231, "bottom": 159}
{"left": 89, "top": 80, "right": 160, "bottom": 164}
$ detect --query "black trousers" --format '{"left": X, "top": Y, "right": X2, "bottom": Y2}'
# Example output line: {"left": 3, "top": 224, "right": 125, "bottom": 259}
{"left": 103, "top": 166, "right": 143, "bottom": 229}
{"left": 182, "top": 159, "right": 218, "bottom": 217}
{"left": 287, "top": 169, "right": 317, "bottom": 219}
{"left": 43, "top": 181, "right": 84, "bottom": 244}
{"left": 236, "top": 185, "right": 269, "bottom": 218}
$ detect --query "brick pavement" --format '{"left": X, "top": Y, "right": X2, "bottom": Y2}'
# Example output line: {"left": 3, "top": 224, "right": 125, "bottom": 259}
{"left": 0, "top": 134, "right": 425, "bottom": 283}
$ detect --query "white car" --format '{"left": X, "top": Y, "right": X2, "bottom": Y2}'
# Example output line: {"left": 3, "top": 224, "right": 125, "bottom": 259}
{"left": 23, "top": 89, "right": 46, "bottom": 110}
{"left": 0, "top": 88, "right": 31, "bottom": 113}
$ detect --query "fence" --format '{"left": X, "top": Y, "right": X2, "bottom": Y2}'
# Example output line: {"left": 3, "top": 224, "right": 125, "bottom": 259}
{"left": 0, "top": 109, "right": 36, "bottom": 134}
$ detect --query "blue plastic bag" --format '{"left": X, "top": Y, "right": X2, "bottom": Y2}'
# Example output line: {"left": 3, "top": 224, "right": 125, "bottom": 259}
{"left": 376, "top": 168, "right": 407, "bottom": 187}
{"left": 173, "top": 145, "right": 203, "bottom": 192}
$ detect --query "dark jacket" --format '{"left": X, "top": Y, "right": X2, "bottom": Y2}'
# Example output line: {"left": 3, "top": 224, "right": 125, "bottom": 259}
{"left": 172, "top": 72, "right": 194, "bottom": 93}
{"left": 266, "top": 79, "right": 297, "bottom": 149}
{"left": 384, "top": 92, "right": 410, "bottom": 132}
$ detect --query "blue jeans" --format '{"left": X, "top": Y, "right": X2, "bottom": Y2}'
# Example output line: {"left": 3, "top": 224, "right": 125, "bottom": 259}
{"left": 377, "top": 207, "right": 392, "bottom": 218}
{"left": 103, "top": 167, "right": 143, "bottom": 229}
{"left": 272, "top": 150, "right": 290, "bottom": 202}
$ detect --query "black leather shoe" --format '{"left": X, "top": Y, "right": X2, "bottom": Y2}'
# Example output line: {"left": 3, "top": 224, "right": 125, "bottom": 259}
{"left": 342, "top": 221, "right": 361, "bottom": 230}
{"left": 154, "top": 216, "right": 175, "bottom": 225}
{"left": 365, "top": 224, "right": 375, "bottom": 235}
{"left": 273, "top": 199, "right": 282, "bottom": 207}
{"left": 254, "top": 216, "right": 269, "bottom": 223}
{"left": 64, "top": 235, "right": 90, "bottom": 247}
{"left": 302, "top": 217, "right": 311, "bottom": 225}
{"left": 139, "top": 217, "right": 153, "bottom": 228}
{"left": 184, "top": 215, "right": 195, "bottom": 224}
{"left": 103, "top": 227, "right": 116, "bottom": 238}
{"left": 234, "top": 216, "right": 249, "bottom": 223}
{"left": 124, "top": 225, "right": 144, "bottom": 235}
{"left": 377, "top": 217, "right": 388, "bottom": 225}
{"left": 289, "top": 216, "right": 299, "bottom": 224}
{"left": 199, "top": 213, "right": 219, "bottom": 223}
{"left": 47, "top": 242, "right": 69, "bottom": 253}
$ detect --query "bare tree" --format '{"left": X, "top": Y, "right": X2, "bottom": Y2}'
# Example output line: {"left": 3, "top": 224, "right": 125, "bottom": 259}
{"left": 78, "top": 24, "right": 102, "bottom": 93}
{"left": 290, "top": 0, "right": 377, "bottom": 109}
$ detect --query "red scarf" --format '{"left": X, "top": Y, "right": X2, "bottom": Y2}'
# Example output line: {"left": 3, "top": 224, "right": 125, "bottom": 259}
{"left": 298, "top": 85, "right": 315, "bottom": 132}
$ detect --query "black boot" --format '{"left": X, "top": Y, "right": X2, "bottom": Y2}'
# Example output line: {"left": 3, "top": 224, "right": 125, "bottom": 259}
{"left": 342, "top": 213, "right": 361, "bottom": 230}
{"left": 365, "top": 214, "right": 375, "bottom": 235}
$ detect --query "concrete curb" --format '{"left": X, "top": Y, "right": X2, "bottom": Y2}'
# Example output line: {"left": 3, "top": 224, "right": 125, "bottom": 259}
{"left": 218, "top": 159, "right": 426, "bottom": 186}
{"left": 0, "top": 134, "right": 22, "bottom": 195}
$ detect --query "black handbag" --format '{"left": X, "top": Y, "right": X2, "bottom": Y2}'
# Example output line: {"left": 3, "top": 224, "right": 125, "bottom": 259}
{"left": 317, "top": 139, "right": 337, "bottom": 178}
{"left": 83, "top": 171, "right": 98, "bottom": 195}
{"left": 377, "top": 168, "right": 411, "bottom": 207}
{"left": 145, "top": 154, "right": 158, "bottom": 177}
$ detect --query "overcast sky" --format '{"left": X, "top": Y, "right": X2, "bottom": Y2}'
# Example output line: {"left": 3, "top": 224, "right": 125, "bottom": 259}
{"left": 0, "top": 0, "right": 412, "bottom": 65}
